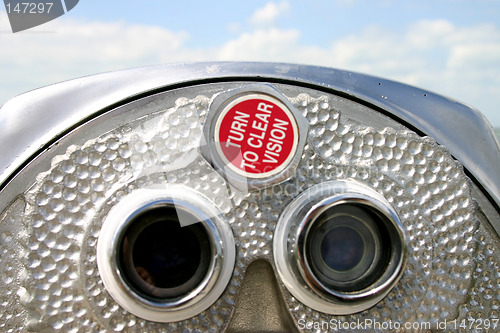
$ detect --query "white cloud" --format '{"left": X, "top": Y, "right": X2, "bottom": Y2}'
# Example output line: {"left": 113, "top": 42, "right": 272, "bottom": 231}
{"left": 449, "top": 43, "right": 500, "bottom": 69}
{"left": 0, "top": 13, "right": 192, "bottom": 103}
{"left": 212, "top": 19, "right": 500, "bottom": 125}
{"left": 406, "top": 19, "right": 455, "bottom": 48}
{"left": 249, "top": 1, "right": 290, "bottom": 27}
{"left": 217, "top": 28, "right": 300, "bottom": 61}
{"left": 1, "top": 9, "right": 499, "bottom": 127}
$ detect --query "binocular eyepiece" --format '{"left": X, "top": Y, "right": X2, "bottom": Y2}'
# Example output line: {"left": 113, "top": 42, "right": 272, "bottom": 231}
{"left": 97, "top": 188, "right": 235, "bottom": 322}
{"left": 274, "top": 180, "right": 406, "bottom": 315}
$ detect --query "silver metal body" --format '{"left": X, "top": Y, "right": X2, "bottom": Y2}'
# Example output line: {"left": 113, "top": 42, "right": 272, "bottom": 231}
{"left": 0, "top": 63, "right": 499, "bottom": 332}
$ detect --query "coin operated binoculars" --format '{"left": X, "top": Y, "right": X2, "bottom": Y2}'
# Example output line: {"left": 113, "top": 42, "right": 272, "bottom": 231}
{"left": 0, "top": 63, "right": 498, "bottom": 332}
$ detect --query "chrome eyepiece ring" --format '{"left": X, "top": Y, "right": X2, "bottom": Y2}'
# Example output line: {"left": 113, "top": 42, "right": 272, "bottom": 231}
{"left": 97, "top": 186, "right": 235, "bottom": 322}
{"left": 274, "top": 180, "right": 406, "bottom": 315}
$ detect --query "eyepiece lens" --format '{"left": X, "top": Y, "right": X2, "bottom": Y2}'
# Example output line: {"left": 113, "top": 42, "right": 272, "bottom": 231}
{"left": 305, "top": 204, "right": 387, "bottom": 292}
{"left": 119, "top": 206, "right": 211, "bottom": 300}
{"left": 320, "top": 226, "right": 364, "bottom": 272}
{"left": 132, "top": 221, "right": 202, "bottom": 288}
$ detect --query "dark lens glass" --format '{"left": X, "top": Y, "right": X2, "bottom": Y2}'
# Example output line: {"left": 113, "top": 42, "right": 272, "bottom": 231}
{"left": 305, "top": 204, "right": 389, "bottom": 292}
{"left": 132, "top": 221, "right": 202, "bottom": 288}
{"left": 119, "top": 206, "right": 211, "bottom": 300}
{"left": 320, "top": 226, "right": 364, "bottom": 272}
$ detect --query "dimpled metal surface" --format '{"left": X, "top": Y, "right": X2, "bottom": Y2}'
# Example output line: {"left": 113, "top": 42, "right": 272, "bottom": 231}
{"left": 0, "top": 197, "right": 28, "bottom": 333}
{"left": 0, "top": 85, "right": 498, "bottom": 332}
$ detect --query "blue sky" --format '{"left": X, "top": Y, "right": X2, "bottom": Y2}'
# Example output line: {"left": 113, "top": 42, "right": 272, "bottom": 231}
{"left": 1, "top": 0, "right": 500, "bottom": 127}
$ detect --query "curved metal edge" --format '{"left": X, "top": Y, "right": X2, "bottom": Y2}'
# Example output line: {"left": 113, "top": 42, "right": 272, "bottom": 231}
{"left": 1, "top": 62, "right": 499, "bottom": 209}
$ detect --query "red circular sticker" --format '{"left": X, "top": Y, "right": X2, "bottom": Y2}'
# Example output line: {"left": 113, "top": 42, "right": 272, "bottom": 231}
{"left": 215, "top": 94, "right": 298, "bottom": 178}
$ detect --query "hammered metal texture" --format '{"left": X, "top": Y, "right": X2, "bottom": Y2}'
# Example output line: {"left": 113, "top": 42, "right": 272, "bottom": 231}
{"left": 0, "top": 197, "right": 28, "bottom": 333}
{"left": 0, "top": 87, "right": 498, "bottom": 332}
